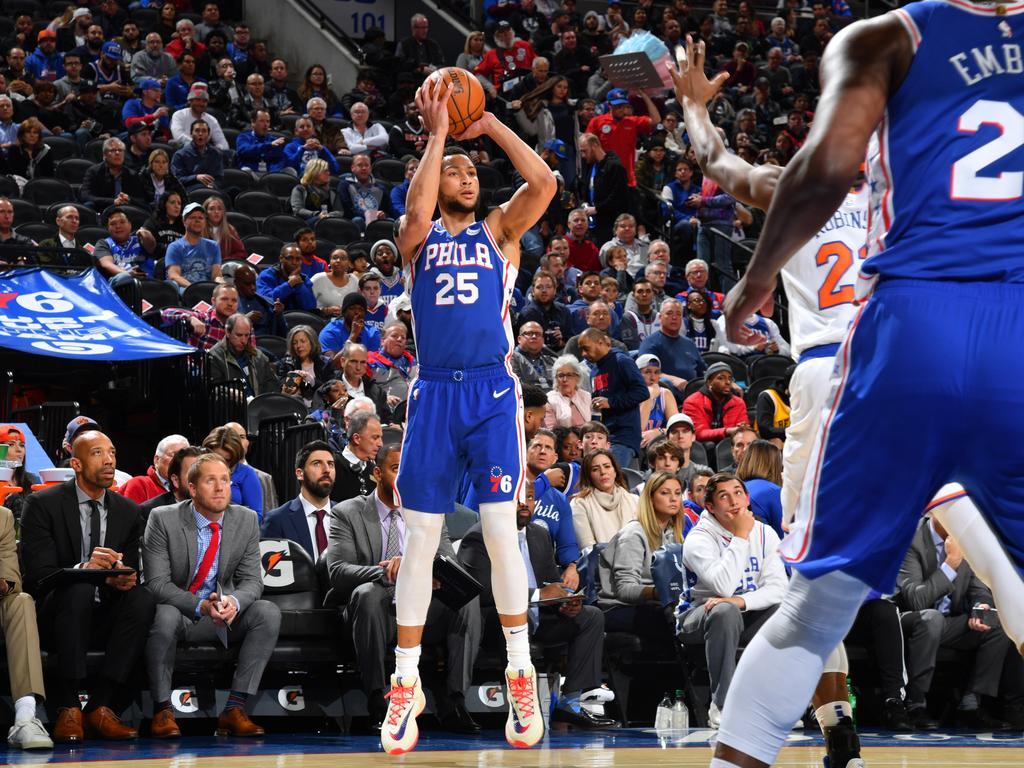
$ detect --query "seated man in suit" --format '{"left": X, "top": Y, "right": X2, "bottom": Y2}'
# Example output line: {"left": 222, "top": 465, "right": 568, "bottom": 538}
{"left": 139, "top": 445, "right": 203, "bottom": 525}
{"left": 0, "top": 503, "right": 52, "bottom": 750}
{"left": 897, "top": 516, "right": 1024, "bottom": 729}
{"left": 458, "top": 481, "right": 618, "bottom": 729}
{"left": 20, "top": 431, "right": 156, "bottom": 743}
{"left": 325, "top": 444, "right": 481, "bottom": 733}
{"left": 263, "top": 440, "right": 336, "bottom": 560}
{"left": 143, "top": 452, "right": 282, "bottom": 739}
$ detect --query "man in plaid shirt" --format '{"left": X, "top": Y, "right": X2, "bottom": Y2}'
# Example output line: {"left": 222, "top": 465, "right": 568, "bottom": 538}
{"left": 160, "top": 283, "right": 254, "bottom": 351}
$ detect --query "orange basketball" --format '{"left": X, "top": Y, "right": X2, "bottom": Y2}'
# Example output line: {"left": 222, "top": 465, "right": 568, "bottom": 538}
{"left": 428, "top": 67, "right": 486, "bottom": 136}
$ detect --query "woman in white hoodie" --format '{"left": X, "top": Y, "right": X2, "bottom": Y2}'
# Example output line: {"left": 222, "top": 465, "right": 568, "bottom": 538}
{"left": 677, "top": 472, "right": 788, "bottom": 728}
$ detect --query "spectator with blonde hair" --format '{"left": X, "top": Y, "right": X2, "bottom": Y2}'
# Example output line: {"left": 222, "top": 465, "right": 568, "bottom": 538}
{"left": 203, "top": 194, "right": 247, "bottom": 262}
{"left": 291, "top": 158, "right": 341, "bottom": 225}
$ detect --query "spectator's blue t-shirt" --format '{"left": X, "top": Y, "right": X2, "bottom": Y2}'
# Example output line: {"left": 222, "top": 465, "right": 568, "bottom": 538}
{"left": 164, "top": 237, "right": 221, "bottom": 284}
{"left": 744, "top": 477, "right": 784, "bottom": 539}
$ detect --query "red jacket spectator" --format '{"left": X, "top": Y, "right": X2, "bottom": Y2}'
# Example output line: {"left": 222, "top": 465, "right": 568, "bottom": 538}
{"left": 585, "top": 94, "right": 654, "bottom": 187}
{"left": 683, "top": 388, "right": 747, "bottom": 442}
{"left": 567, "top": 235, "right": 601, "bottom": 272}
{"left": 119, "top": 466, "right": 167, "bottom": 503}
{"left": 475, "top": 39, "right": 536, "bottom": 88}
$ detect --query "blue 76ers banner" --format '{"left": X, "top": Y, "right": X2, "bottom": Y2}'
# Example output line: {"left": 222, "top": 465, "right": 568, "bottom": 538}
{"left": 0, "top": 268, "right": 192, "bottom": 360}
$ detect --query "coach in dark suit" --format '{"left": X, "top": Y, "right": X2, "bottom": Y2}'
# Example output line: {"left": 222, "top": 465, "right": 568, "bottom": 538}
{"left": 325, "top": 444, "right": 481, "bottom": 732}
{"left": 457, "top": 481, "right": 618, "bottom": 729}
{"left": 20, "top": 431, "right": 156, "bottom": 743}
{"left": 144, "top": 453, "right": 281, "bottom": 739}
{"left": 897, "top": 516, "right": 1024, "bottom": 729}
{"left": 262, "top": 440, "right": 335, "bottom": 560}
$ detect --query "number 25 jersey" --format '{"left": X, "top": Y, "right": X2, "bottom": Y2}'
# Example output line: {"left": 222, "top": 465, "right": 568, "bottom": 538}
{"left": 407, "top": 218, "right": 518, "bottom": 370}
{"left": 864, "top": 0, "right": 1024, "bottom": 284}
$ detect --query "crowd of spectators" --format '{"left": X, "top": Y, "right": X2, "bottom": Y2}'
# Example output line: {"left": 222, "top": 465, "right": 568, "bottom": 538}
{"left": 0, "top": 0, "right": 1021, "bottom": 751}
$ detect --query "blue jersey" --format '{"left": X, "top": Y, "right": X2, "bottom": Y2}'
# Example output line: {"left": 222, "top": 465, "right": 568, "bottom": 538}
{"left": 863, "top": 1, "right": 1024, "bottom": 283}
{"left": 408, "top": 219, "right": 516, "bottom": 370}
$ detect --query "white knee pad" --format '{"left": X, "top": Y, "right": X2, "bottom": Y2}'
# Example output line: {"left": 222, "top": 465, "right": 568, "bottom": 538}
{"left": 823, "top": 643, "right": 849, "bottom": 675}
{"left": 479, "top": 501, "right": 529, "bottom": 617}
{"left": 717, "top": 571, "right": 870, "bottom": 765}
{"left": 395, "top": 509, "right": 444, "bottom": 627}
{"left": 929, "top": 484, "right": 1024, "bottom": 650}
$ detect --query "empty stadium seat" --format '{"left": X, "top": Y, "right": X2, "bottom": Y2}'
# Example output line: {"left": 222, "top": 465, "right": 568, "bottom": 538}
{"left": 56, "top": 158, "right": 94, "bottom": 186}
{"left": 42, "top": 135, "right": 79, "bottom": 162}
{"left": 188, "top": 187, "right": 228, "bottom": 207}
{"left": 315, "top": 217, "right": 359, "bottom": 245}
{"left": 243, "top": 234, "right": 285, "bottom": 260}
{"left": 182, "top": 281, "right": 218, "bottom": 308}
{"left": 258, "top": 172, "right": 301, "bottom": 199}
{"left": 235, "top": 190, "right": 282, "bottom": 219}
{"left": 715, "top": 439, "right": 735, "bottom": 470}
{"left": 11, "top": 199, "right": 41, "bottom": 224}
{"left": 223, "top": 167, "right": 256, "bottom": 195}
{"left": 256, "top": 334, "right": 288, "bottom": 360}
{"left": 748, "top": 354, "right": 795, "bottom": 383}
{"left": 0, "top": 176, "right": 19, "bottom": 198}
{"left": 139, "top": 279, "right": 181, "bottom": 311}
{"left": 283, "top": 310, "right": 326, "bottom": 334}
{"left": 22, "top": 178, "right": 76, "bottom": 207}
{"left": 363, "top": 218, "right": 396, "bottom": 245}
{"left": 262, "top": 214, "right": 306, "bottom": 242}
{"left": 227, "top": 211, "right": 259, "bottom": 238}
{"left": 15, "top": 222, "right": 56, "bottom": 242}
{"left": 372, "top": 158, "right": 406, "bottom": 183}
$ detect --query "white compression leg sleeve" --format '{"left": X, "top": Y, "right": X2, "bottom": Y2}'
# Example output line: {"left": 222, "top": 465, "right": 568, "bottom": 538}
{"left": 716, "top": 571, "right": 870, "bottom": 766}
{"left": 395, "top": 509, "right": 444, "bottom": 627}
{"left": 929, "top": 484, "right": 1024, "bottom": 651}
{"left": 479, "top": 501, "right": 529, "bottom": 617}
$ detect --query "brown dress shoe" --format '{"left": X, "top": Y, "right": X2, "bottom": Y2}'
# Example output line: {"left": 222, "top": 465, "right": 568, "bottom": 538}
{"left": 215, "top": 707, "right": 264, "bottom": 737}
{"left": 53, "top": 707, "right": 84, "bottom": 743}
{"left": 84, "top": 706, "right": 138, "bottom": 740}
{"left": 150, "top": 708, "right": 181, "bottom": 738}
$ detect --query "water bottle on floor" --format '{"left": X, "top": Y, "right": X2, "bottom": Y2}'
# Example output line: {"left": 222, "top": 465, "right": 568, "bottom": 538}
{"left": 671, "top": 689, "right": 689, "bottom": 730}
{"left": 655, "top": 692, "right": 673, "bottom": 731}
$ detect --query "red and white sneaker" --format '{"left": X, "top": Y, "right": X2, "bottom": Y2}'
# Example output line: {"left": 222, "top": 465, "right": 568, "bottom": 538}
{"left": 505, "top": 666, "right": 544, "bottom": 748}
{"left": 380, "top": 674, "right": 425, "bottom": 755}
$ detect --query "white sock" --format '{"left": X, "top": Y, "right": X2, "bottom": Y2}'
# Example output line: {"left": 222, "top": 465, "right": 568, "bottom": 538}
{"left": 503, "top": 623, "right": 532, "bottom": 670}
{"left": 816, "top": 700, "right": 853, "bottom": 731}
{"left": 395, "top": 645, "right": 421, "bottom": 681}
{"left": 14, "top": 695, "right": 36, "bottom": 723}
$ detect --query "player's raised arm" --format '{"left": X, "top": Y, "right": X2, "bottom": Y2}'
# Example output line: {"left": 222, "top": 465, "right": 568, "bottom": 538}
{"left": 458, "top": 113, "right": 557, "bottom": 246}
{"left": 672, "top": 36, "right": 780, "bottom": 211}
{"left": 395, "top": 78, "right": 454, "bottom": 265}
{"left": 723, "top": 15, "right": 911, "bottom": 341}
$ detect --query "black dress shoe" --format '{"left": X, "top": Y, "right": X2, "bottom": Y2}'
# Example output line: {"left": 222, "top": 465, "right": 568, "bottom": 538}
{"left": 956, "top": 707, "right": 1010, "bottom": 730}
{"left": 908, "top": 705, "right": 940, "bottom": 731}
{"left": 550, "top": 706, "right": 620, "bottom": 730}
{"left": 883, "top": 698, "right": 914, "bottom": 731}
{"left": 439, "top": 704, "right": 481, "bottom": 734}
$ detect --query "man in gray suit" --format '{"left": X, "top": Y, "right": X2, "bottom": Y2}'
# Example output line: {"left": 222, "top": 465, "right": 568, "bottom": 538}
{"left": 143, "top": 453, "right": 282, "bottom": 738}
{"left": 897, "top": 516, "right": 1024, "bottom": 730}
{"left": 325, "top": 444, "right": 482, "bottom": 734}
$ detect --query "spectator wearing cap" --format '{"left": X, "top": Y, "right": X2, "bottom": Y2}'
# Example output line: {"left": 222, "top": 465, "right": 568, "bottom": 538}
{"left": 25, "top": 30, "right": 64, "bottom": 82}
{"left": 92, "top": 206, "right": 157, "bottom": 286}
{"left": 682, "top": 361, "right": 748, "bottom": 443}
{"left": 170, "top": 83, "right": 229, "bottom": 150}
{"left": 81, "top": 137, "right": 147, "bottom": 209}
{"left": 584, "top": 87, "right": 659, "bottom": 189}
{"left": 91, "top": 40, "right": 134, "bottom": 103}
{"left": 663, "top": 413, "right": 713, "bottom": 487}
{"left": 123, "top": 122, "right": 154, "bottom": 172}
{"left": 63, "top": 80, "right": 115, "bottom": 152}
{"left": 130, "top": 33, "right": 177, "bottom": 86}
{"left": 122, "top": 78, "right": 171, "bottom": 137}
{"left": 477, "top": 21, "right": 537, "bottom": 89}
{"left": 319, "top": 293, "right": 382, "bottom": 356}
{"left": 551, "top": 29, "right": 596, "bottom": 97}
{"left": 164, "top": 202, "right": 222, "bottom": 291}
{"left": 164, "top": 51, "right": 204, "bottom": 112}
{"left": 638, "top": 298, "right": 705, "bottom": 382}
{"left": 171, "top": 118, "right": 224, "bottom": 190}
{"left": 256, "top": 243, "right": 317, "bottom": 313}
{"left": 720, "top": 41, "right": 757, "bottom": 99}
{"left": 636, "top": 353, "right": 680, "bottom": 447}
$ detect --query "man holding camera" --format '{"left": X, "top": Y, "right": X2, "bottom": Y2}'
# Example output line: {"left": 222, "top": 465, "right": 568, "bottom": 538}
{"left": 897, "top": 516, "right": 1024, "bottom": 729}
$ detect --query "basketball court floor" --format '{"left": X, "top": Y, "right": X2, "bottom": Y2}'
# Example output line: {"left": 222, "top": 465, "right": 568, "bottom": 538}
{"left": 4, "top": 728, "right": 1021, "bottom": 768}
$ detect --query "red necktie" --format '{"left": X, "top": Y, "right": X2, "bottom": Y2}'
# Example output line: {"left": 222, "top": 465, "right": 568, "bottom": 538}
{"left": 314, "top": 510, "right": 328, "bottom": 556}
{"left": 189, "top": 521, "right": 221, "bottom": 594}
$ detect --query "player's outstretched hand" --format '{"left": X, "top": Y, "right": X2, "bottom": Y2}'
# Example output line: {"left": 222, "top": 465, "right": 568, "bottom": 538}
{"left": 671, "top": 35, "right": 730, "bottom": 107}
{"left": 453, "top": 111, "right": 497, "bottom": 141}
{"left": 723, "top": 274, "right": 776, "bottom": 344}
{"left": 416, "top": 77, "right": 454, "bottom": 137}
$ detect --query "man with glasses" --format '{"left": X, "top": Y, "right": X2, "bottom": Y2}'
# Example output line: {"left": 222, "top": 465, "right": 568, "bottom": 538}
{"left": 207, "top": 314, "right": 280, "bottom": 398}
{"left": 511, "top": 321, "right": 558, "bottom": 390}
{"left": 81, "top": 137, "right": 146, "bottom": 210}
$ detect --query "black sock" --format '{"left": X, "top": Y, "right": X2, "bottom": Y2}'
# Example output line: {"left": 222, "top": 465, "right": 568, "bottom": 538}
{"left": 59, "top": 679, "right": 83, "bottom": 711}
{"left": 154, "top": 700, "right": 172, "bottom": 713}
{"left": 84, "top": 678, "right": 114, "bottom": 712}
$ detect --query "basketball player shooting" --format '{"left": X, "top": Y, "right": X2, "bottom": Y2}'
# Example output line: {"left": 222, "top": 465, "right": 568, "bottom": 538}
{"left": 704, "top": 2, "right": 1024, "bottom": 767}
{"left": 382, "top": 74, "right": 556, "bottom": 755}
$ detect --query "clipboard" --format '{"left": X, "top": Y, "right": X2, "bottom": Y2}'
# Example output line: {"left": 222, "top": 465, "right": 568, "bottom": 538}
{"left": 38, "top": 568, "right": 134, "bottom": 591}
{"left": 432, "top": 554, "right": 483, "bottom": 610}
{"left": 529, "top": 589, "right": 585, "bottom": 606}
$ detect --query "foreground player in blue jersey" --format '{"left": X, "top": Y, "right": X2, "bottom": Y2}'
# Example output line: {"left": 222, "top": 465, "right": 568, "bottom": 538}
{"left": 715, "top": 1, "right": 1024, "bottom": 766}
{"left": 380, "top": 79, "right": 556, "bottom": 755}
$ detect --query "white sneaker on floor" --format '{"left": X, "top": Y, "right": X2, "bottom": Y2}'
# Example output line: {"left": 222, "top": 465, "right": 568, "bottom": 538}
{"left": 708, "top": 702, "right": 722, "bottom": 730}
{"left": 8, "top": 718, "right": 53, "bottom": 750}
{"left": 379, "top": 674, "right": 425, "bottom": 756}
{"left": 505, "top": 666, "right": 544, "bottom": 748}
